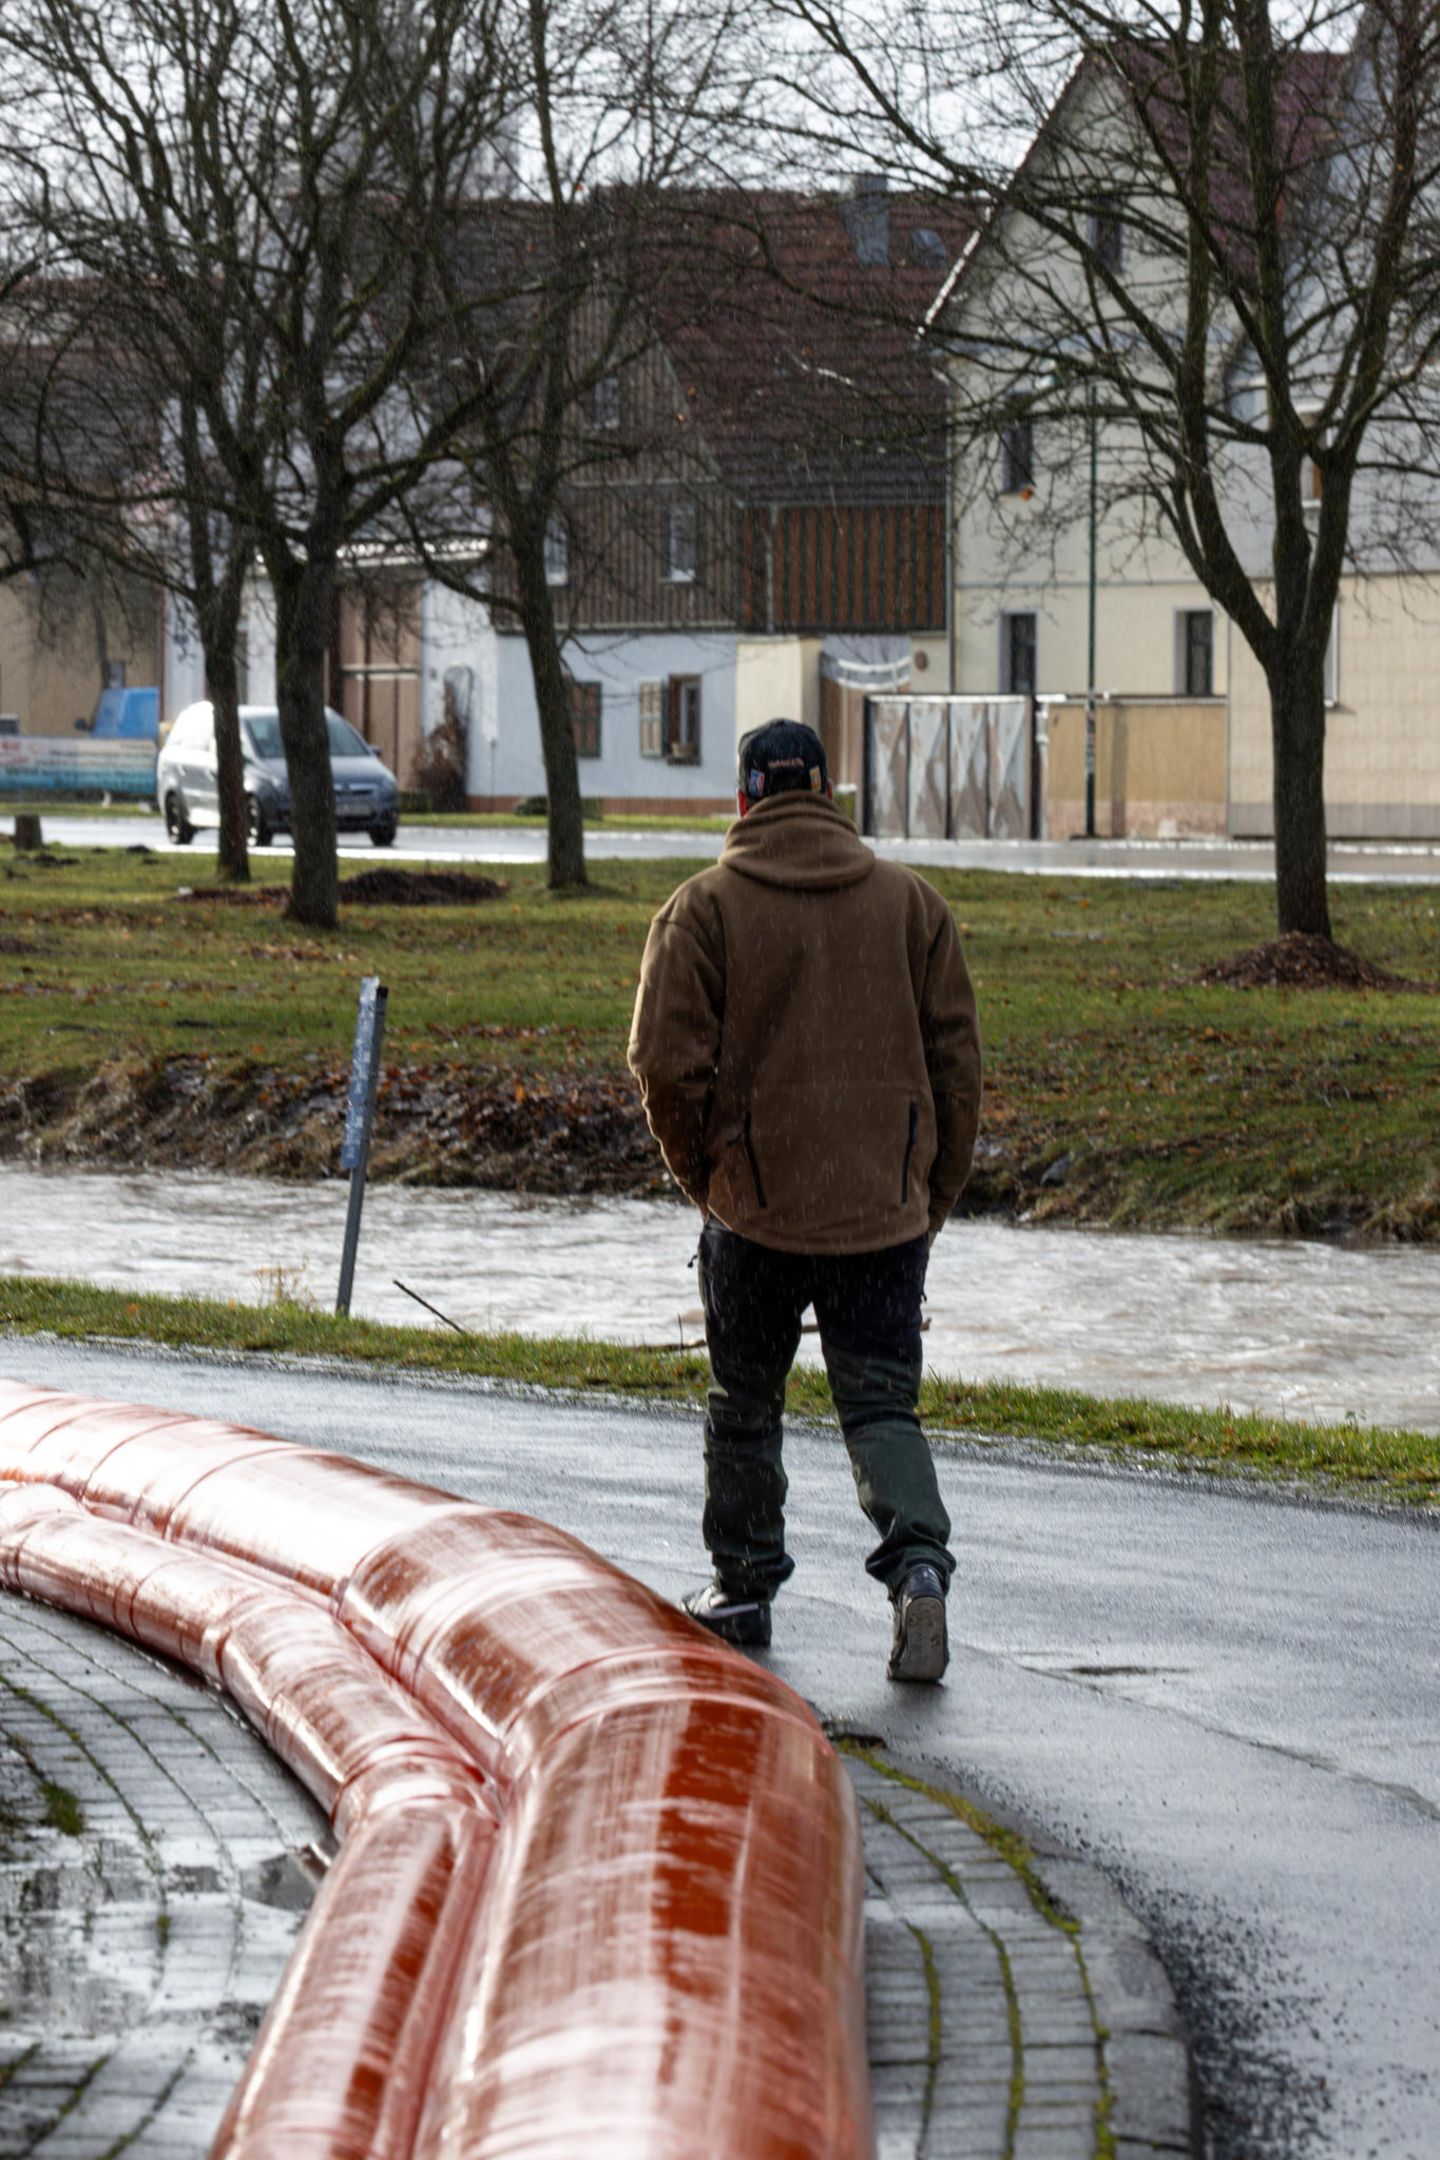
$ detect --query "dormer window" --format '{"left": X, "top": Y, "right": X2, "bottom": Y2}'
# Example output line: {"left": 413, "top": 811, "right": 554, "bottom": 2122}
{"left": 1089, "top": 199, "right": 1123, "bottom": 272}
{"left": 1000, "top": 418, "right": 1034, "bottom": 496}
{"left": 666, "top": 501, "right": 698, "bottom": 584}
{"left": 585, "top": 373, "right": 621, "bottom": 430}
{"left": 1298, "top": 406, "right": 1326, "bottom": 514}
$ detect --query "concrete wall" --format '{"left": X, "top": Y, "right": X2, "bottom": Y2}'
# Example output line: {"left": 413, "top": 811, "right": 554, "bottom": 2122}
{"left": 735, "top": 637, "right": 822, "bottom": 741}
{"left": 1044, "top": 698, "right": 1228, "bottom": 838}
{"left": 1229, "top": 575, "right": 1440, "bottom": 839}
{"left": 162, "top": 598, "right": 208, "bottom": 728}
{"left": 0, "top": 575, "right": 159, "bottom": 735}
{"left": 421, "top": 584, "right": 496, "bottom": 747}
{"left": 246, "top": 583, "right": 278, "bottom": 707}
{"left": 472, "top": 629, "right": 738, "bottom": 810}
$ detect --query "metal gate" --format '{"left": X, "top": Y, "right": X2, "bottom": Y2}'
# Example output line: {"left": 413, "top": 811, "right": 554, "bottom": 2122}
{"left": 863, "top": 697, "right": 1034, "bottom": 839}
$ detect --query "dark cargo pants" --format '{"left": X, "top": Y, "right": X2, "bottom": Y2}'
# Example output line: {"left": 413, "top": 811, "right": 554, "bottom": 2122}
{"left": 696, "top": 1220, "right": 954, "bottom": 1599}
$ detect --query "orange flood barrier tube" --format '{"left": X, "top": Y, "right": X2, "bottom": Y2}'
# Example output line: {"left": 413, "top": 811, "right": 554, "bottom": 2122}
{"left": 0, "top": 1380, "right": 873, "bottom": 2160}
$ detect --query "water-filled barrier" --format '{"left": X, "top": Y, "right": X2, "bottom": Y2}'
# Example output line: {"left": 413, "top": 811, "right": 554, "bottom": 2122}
{"left": 0, "top": 1379, "right": 872, "bottom": 2159}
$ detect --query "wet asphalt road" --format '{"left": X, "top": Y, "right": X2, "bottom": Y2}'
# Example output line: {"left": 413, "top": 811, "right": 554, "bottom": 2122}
{"left": 2, "top": 1337, "right": 1436, "bottom": 2160}
{"left": 19, "top": 809, "right": 1440, "bottom": 880}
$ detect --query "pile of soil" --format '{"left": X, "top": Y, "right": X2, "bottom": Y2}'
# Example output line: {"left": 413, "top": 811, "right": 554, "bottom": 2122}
{"left": 340, "top": 868, "right": 506, "bottom": 906}
{"left": 175, "top": 869, "right": 505, "bottom": 907}
{"left": 1196, "top": 932, "right": 1436, "bottom": 992}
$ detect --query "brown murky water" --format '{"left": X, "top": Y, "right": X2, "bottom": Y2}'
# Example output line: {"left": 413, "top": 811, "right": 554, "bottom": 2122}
{"left": 1, "top": 1165, "right": 1435, "bottom": 1431}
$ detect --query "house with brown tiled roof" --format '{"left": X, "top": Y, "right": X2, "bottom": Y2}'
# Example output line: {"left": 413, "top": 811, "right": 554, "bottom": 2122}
{"left": 336, "top": 181, "right": 974, "bottom": 812}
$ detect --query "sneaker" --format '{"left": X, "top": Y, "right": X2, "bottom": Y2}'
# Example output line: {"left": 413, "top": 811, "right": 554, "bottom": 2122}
{"left": 682, "top": 1579, "right": 772, "bottom": 1648}
{"left": 887, "top": 1564, "right": 948, "bottom": 1683}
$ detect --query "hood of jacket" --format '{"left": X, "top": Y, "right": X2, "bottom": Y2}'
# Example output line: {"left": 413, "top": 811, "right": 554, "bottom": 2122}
{"left": 718, "top": 794, "right": 876, "bottom": 891}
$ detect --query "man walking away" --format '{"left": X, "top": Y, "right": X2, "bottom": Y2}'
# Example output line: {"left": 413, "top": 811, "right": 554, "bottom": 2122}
{"left": 628, "top": 720, "right": 982, "bottom": 1682}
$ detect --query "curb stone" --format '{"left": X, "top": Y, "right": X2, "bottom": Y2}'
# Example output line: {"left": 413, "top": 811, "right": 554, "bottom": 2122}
{"left": 837, "top": 1741, "right": 1200, "bottom": 2160}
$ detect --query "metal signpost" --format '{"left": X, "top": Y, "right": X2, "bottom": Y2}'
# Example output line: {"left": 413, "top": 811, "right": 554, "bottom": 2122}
{"left": 336, "top": 975, "right": 388, "bottom": 1316}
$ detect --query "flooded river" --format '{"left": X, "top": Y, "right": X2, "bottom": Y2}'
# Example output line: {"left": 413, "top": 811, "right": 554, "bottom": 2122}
{"left": 0, "top": 1164, "right": 1435, "bottom": 1431}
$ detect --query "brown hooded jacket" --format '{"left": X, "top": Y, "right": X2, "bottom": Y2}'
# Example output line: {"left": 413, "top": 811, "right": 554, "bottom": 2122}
{"left": 628, "top": 795, "right": 982, "bottom": 1254}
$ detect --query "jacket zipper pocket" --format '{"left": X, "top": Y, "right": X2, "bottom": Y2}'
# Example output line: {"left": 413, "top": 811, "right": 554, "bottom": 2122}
{"left": 900, "top": 1101, "right": 918, "bottom": 1204}
{"left": 741, "top": 1112, "right": 768, "bottom": 1208}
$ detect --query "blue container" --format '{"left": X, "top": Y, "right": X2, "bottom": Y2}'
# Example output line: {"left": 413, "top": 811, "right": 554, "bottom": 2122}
{"left": 92, "top": 687, "right": 159, "bottom": 741}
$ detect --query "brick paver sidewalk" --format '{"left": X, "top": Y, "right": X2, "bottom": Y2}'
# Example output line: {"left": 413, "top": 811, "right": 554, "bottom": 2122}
{"left": 0, "top": 1599, "right": 1193, "bottom": 2159}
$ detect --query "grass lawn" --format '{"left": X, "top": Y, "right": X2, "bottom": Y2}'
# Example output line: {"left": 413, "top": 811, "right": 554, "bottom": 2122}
{"left": 1, "top": 845, "right": 1438, "bottom": 1235}
{"left": 2, "top": 1275, "right": 1435, "bottom": 1505}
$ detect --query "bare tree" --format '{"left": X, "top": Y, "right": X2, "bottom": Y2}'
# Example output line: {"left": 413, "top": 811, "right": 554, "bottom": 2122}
{"left": 0, "top": 274, "right": 265, "bottom": 877}
{"left": 769, "top": 0, "right": 1440, "bottom": 938}
{"left": 397, "top": 0, "right": 762, "bottom": 886}
{"left": 0, "top": 0, "right": 515, "bottom": 926}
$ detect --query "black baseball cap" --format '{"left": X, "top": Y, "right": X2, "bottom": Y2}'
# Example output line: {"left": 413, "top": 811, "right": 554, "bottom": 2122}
{"left": 738, "top": 719, "right": 829, "bottom": 801}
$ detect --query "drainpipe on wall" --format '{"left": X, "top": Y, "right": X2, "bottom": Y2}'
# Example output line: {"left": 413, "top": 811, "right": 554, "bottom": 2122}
{"left": 1225, "top": 609, "right": 1233, "bottom": 838}
{"left": 765, "top": 506, "right": 777, "bottom": 638}
{"left": 1085, "top": 383, "right": 1098, "bottom": 839}
{"left": 946, "top": 383, "right": 958, "bottom": 696}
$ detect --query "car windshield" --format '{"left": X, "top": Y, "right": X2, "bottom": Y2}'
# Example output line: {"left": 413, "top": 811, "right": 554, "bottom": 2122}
{"left": 243, "top": 712, "right": 284, "bottom": 761}
{"left": 327, "top": 714, "right": 371, "bottom": 759}
{"left": 243, "top": 711, "right": 375, "bottom": 763}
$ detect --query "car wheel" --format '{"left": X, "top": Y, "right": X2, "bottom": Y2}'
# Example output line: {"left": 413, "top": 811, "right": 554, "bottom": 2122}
{"left": 368, "top": 821, "right": 397, "bottom": 848}
{"left": 164, "top": 791, "right": 194, "bottom": 845}
{"left": 245, "top": 795, "right": 273, "bottom": 848}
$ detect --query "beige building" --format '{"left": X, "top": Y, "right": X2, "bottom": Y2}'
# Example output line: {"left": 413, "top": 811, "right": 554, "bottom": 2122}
{"left": 1229, "top": 578, "right": 1440, "bottom": 841}
{"left": 0, "top": 570, "right": 159, "bottom": 735}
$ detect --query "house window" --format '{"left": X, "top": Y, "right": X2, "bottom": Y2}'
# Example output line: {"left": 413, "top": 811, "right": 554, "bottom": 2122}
{"left": 568, "top": 676, "right": 601, "bottom": 758}
{"left": 639, "top": 680, "right": 664, "bottom": 758}
{"left": 666, "top": 675, "right": 701, "bottom": 762}
{"left": 585, "top": 373, "right": 621, "bottom": 430}
{"left": 544, "top": 518, "right": 569, "bottom": 586}
{"left": 666, "top": 501, "right": 698, "bottom": 585}
{"left": 1000, "top": 419, "right": 1034, "bottom": 496}
{"left": 1180, "top": 611, "right": 1214, "bottom": 696}
{"left": 1001, "top": 612, "right": 1037, "bottom": 697}
{"left": 1089, "top": 198, "right": 1123, "bottom": 271}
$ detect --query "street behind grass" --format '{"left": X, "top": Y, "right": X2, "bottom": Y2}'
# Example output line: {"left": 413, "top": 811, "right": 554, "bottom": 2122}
{"left": 1, "top": 846, "right": 1437, "bottom": 1237}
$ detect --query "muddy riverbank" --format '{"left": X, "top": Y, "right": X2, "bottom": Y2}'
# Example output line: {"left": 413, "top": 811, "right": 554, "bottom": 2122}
{"left": 3, "top": 1053, "right": 1433, "bottom": 1240}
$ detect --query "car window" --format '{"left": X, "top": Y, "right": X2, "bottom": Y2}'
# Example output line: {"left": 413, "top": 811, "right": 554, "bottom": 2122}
{"left": 326, "top": 713, "right": 372, "bottom": 759}
{"left": 244, "top": 711, "right": 285, "bottom": 761}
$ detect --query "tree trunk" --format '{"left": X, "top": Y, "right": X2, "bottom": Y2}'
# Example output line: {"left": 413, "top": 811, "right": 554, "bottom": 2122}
{"left": 1269, "top": 655, "right": 1332, "bottom": 939}
{"left": 211, "top": 648, "right": 248, "bottom": 884}
{"left": 208, "top": 592, "right": 249, "bottom": 884}
{"left": 513, "top": 535, "right": 586, "bottom": 888}
{"left": 272, "top": 563, "right": 339, "bottom": 929}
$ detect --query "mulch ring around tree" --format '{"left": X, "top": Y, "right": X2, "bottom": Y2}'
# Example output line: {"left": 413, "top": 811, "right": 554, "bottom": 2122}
{"left": 1195, "top": 931, "right": 1437, "bottom": 992}
{"left": 175, "top": 868, "right": 506, "bottom": 906}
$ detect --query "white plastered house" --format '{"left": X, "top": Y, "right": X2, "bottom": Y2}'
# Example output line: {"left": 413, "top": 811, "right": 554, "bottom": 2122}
{"left": 936, "top": 40, "right": 1440, "bottom": 841}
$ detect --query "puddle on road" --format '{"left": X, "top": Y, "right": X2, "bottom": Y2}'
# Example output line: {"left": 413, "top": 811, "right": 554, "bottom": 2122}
{"left": 0, "top": 1164, "right": 1436, "bottom": 1432}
